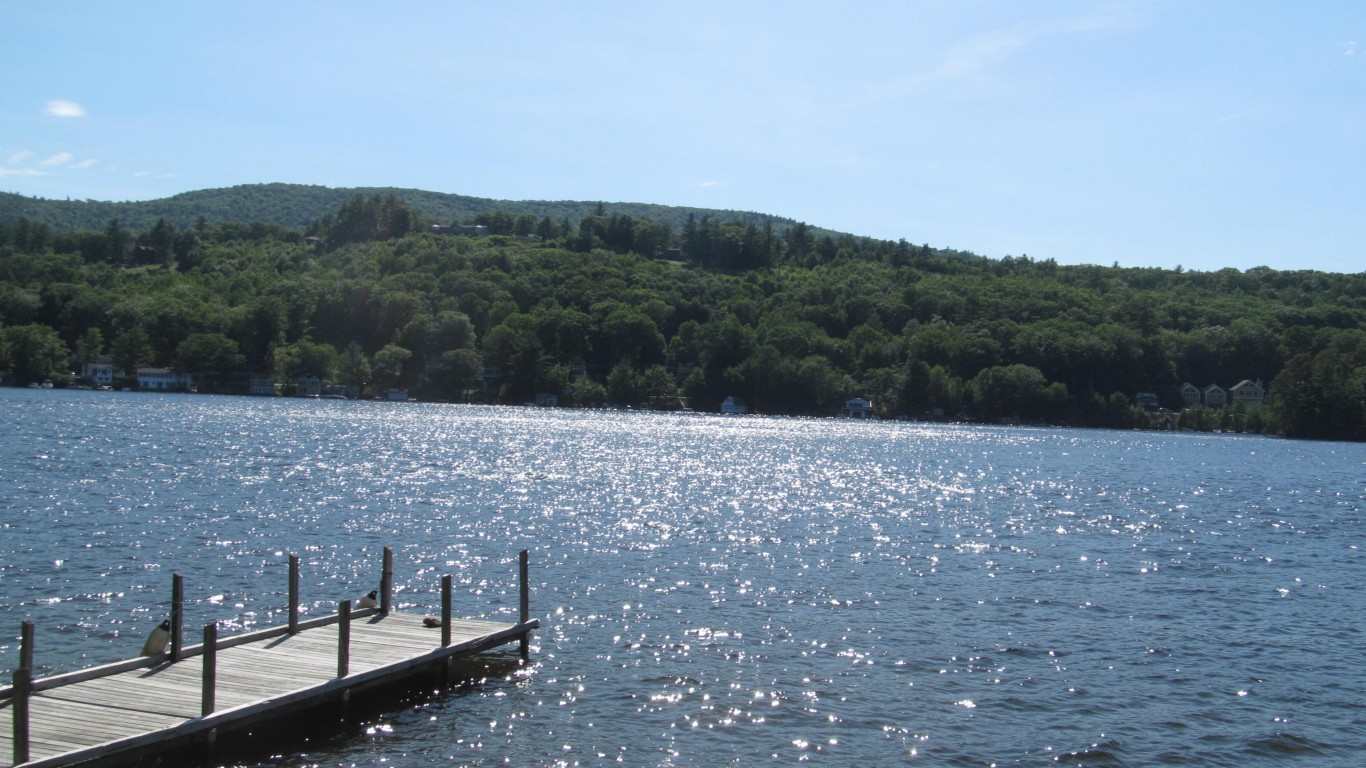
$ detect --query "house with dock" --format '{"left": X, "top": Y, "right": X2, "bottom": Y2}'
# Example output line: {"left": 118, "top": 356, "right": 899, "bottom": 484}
{"left": 843, "top": 397, "right": 875, "bottom": 419}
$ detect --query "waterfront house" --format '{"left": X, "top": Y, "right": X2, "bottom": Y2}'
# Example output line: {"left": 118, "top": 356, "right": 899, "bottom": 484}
{"left": 83, "top": 356, "right": 119, "bottom": 387}
{"left": 249, "top": 376, "right": 276, "bottom": 396}
{"left": 1202, "top": 384, "right": 1227, "bottom": 407}
{"left": 136, "top": 368, "right": 192, "bottom": 391}
{"left": 295, "top": 375, "right": 323, "bottom": 397}
{"left": 844, "top": 397, "right": 875, "bottom": 419}
{"left": 1135, "top": 392, "right": 1160, "bottom": 410}
{"left": 1178, "top": 383, "right": 1202, "bottom": 405}
{"left": 1230, "top": 379, "right": 1266, "bottom": 405}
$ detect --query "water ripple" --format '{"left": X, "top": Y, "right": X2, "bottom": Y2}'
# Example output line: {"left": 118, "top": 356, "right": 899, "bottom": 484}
{"left": 1, "top": 389, "right": 1363, "bottom": 766}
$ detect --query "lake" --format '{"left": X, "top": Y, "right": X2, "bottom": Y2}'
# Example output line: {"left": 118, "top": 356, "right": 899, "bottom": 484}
{"left": 2, "top": 388, "right": 1362, "bottom": 766}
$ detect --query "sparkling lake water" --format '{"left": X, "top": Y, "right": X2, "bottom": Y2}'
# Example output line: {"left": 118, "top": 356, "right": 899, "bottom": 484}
{"left": 2, "top": 387, "right": 1363, "bottom": 767}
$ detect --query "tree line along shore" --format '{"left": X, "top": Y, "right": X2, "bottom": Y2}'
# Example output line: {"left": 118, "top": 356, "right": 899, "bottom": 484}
{"left": 1, "top": 191, "right": 1362, "bottom": 441}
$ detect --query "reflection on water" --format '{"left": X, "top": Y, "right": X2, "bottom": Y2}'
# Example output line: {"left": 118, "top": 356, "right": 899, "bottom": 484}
{"left": 1, "top": 388, "right": 1363, "bottom": 766}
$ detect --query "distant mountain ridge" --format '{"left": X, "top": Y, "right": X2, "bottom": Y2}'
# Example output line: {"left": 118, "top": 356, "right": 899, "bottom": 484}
{"left": 0, "top": 183, "right": 825, "bottom": 237}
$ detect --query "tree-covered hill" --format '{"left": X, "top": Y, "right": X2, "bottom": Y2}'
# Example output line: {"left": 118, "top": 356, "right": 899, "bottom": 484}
{"left": 1, "top": 190, "right": 1363, "bottom": 440}
{"left": 0, "top": 183, "right": 815, "bottom": 239}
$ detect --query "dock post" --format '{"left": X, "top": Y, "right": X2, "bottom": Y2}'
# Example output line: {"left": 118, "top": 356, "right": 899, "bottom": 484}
{"left": 519, "top": 549, "right": 530, "bottom": 660}
{"left": 380, "top": 546, "right": 394, "bottom": 615}
{"left": 202, "top": 623, "right": 217, "bottom": 716}
{"left": 288, "top": 554, "right": 300, "bottom": 634}
{"left": 171, "top": 572, "right": 185, "bottom": 662}
{"left": 337, "top": 600, "right": 351, "bottom": 678}
{"left": 441, "top": 575, "right": 452, "bottom": 647}
{"left": 20, "top": 619, "right": 33, "bottom": 671}
{"left": 13, "top": 667, "right": 30, "bottom": 766}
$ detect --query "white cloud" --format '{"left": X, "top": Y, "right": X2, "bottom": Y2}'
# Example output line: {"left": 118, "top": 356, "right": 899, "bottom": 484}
{"left": 41, "top": 152, "right": 75, "bottom": 166}
{"left": 1216, "top": 108, "right": 1261, "bottom": 123}
{"left": 8, "top": 150, "right": 33, "bottom": 164}
{"left": 45, "top": 100, "right": 85, "bottom": 118}
{"left": 699, "top": 180, "right": 722, "bottom": 188}
{"left": 71, "top": 158, "right": 97, "bottom": 169}
{"left": 918, "top": 12, "right": 1134, "bottom": 88}
{"left": 0, "top": 167, "right": 46, "bottom": 177}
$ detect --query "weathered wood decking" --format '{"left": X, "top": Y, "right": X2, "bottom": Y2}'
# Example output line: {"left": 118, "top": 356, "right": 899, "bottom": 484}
{"left": 3, "top": 550, "right": 538, "bottom": 768}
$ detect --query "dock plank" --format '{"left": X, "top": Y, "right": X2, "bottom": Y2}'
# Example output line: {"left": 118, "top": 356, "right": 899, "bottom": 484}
{"left": 1, "top": 613, "right": 535, "bottom": 768}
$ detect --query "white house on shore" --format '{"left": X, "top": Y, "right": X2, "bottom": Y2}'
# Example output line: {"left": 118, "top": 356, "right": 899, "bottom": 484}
{"left": 83, "top": 357, "right": 119, "bottom": 387}
{"left": 136, "top": 368, "right": 192, "bottom": 391}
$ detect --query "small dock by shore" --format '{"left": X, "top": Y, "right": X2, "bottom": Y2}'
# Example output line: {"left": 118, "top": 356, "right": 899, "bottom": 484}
{"left": 2, "top": 549, "right": 538, "bottom": 768}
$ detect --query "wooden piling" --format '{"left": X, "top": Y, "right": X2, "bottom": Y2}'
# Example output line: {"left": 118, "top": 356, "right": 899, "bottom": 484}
{"left": 12, "top": 667, "right": 30, "bottom": 766}
{"left": 171, "top": 572, "right": 185, "bottom": 662}
{"left": 19, "top": 620, "right": 33, "bottom": 672}
{"left": 15, "top": 620, "right": 34, "bottom": 762}
{"left": 337, "top": 600, "right": 351, "bottom": 678}
{"left": 519, "top": 549, "right": 530, "bottom": 660}
{"left": 380, "top": 547, "right": 394, "bottom": 615}
{"left": 519, "top": 549, "right": 529, "bottom": 624}
{"left": 201, "top": 623, "right": 217, "bottom": 716}
{"left": 288, "top": 554, "right": 300, "bottom": 635}
{"left": 441, "top": 575, "right": 452, "bottom": 647}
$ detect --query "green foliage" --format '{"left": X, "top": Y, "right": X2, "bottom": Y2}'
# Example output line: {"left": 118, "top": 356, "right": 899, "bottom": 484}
{"left": 336, "top": 343, "right": 371, "bottom": 389}
{"left": 2, "top": 189, "right": 1364, "bottom": 439}
{"left": 176, "top": 332, "right": 244, "bottom": 375}
{"left": 431, "top": 347, "right": 482, "bottom": 402}
{"left": 314, "top": 194, "right": 421, "bottom": 249}
{"left": 1, "top": 323, "right": 69, "bottom": 384}
{"left": 372, "top": 344, "right": 413, "bottom": 390}
{"left": 969, "top": 364, "right": 1066, "bottom": 422}
{"left": 1, "top": 184, "right": 811, "bottom": 243}
{"left": 274, "top": 340, "right": 337, "bottom": 383}
{"left": 110, "top": 327, "right": 152, "bottom": 382}
{"left": 1267, "top": 343, "right": 1366, "bottom": 440}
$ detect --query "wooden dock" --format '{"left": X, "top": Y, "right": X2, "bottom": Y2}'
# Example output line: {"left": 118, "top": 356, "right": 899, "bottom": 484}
{"left": 2, "top": 549, "right": 538, "bottom": 768}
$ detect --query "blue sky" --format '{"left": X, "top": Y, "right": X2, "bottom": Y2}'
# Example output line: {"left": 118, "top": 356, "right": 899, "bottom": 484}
{"left": 3, "top": 2, "right": 1363, "bottom": 274}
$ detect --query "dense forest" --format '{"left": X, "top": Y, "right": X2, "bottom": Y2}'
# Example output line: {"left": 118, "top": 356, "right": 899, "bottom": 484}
{"left": 0, "top": 184, "right": 816, "bottom": 244}
{"left": 1, "top": 187, "right": 1363, "bottom": 441}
